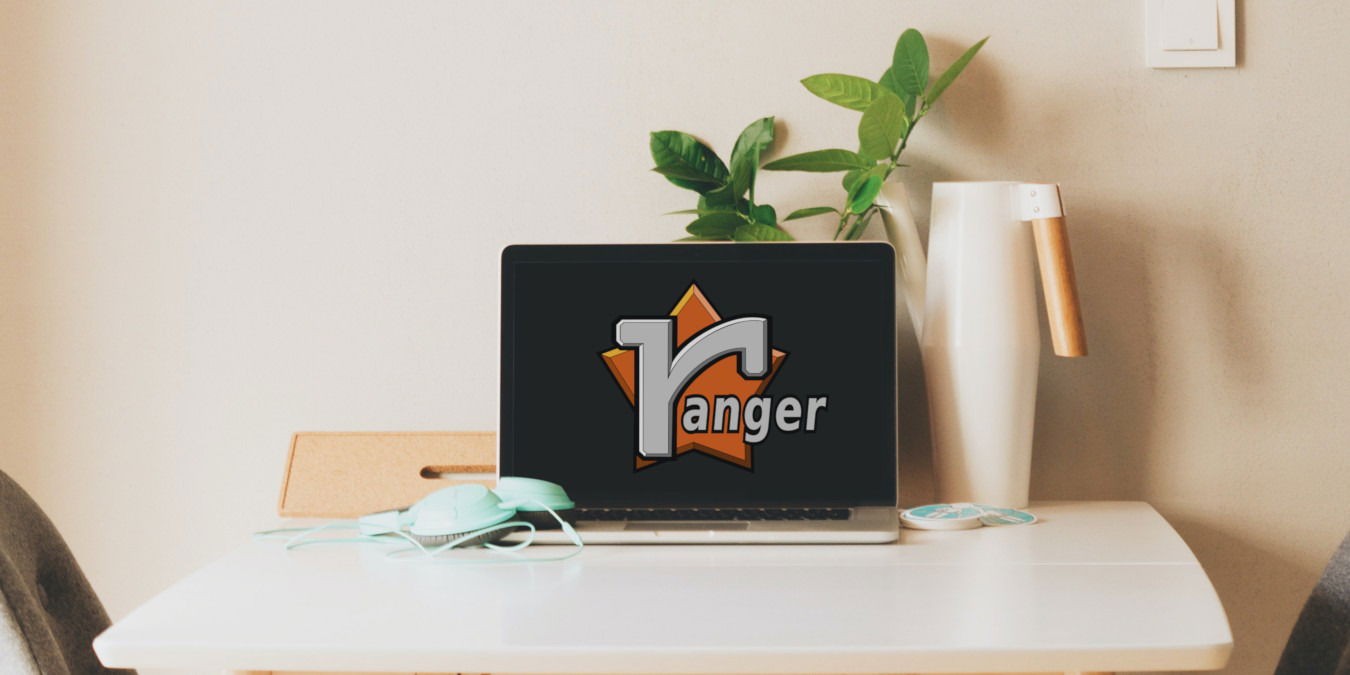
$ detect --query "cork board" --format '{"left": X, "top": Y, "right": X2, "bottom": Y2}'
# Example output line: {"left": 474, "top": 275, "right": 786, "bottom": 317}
{"left": 277, "top": 431, "right": 496, "bottom": 517}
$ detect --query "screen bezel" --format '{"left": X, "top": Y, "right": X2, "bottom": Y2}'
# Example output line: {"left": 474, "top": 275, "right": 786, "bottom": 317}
{"left": 498, "top": 243, "right": 898, "bottom": 507}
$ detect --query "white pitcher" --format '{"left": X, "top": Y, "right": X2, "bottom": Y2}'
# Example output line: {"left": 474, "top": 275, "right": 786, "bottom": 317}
{"left": 878, "top": 180, "right": 1086, "bottom": 508}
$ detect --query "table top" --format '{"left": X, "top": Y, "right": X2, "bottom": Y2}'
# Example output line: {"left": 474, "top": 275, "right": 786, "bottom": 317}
{"left": 93, "top": 501, "right": 1232, "bottom": 673}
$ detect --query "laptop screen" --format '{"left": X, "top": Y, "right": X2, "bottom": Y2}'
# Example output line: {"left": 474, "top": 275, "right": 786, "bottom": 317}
{"left": 499, "top": 243, "right": 896, "bottom": 508}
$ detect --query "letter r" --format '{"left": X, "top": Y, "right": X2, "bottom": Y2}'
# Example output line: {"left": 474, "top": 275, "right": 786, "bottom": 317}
{"left": 616, "top": 316, "right": 769, "bottom": 458}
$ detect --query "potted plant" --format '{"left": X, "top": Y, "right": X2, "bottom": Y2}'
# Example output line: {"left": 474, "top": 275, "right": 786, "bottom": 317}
{"left": 648, "top": 28, "right": 987, "bottom": 244}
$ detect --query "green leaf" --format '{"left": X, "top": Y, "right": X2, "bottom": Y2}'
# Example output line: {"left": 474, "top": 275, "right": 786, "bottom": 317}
{"left": 666, "top": 207, "right": 735, "bottom": 216}
{"left": 857, "top": 92, "right": 905, "bottom": 160}
{"left": 878, "top": 67, "right": 902, "bottom": 96}
{"left": 800, "top": 74, "right": 885, "bottom": 111}
{"left": 750, "top": 204, "right": 777, "bottom": 226}
{"left": 699, "top": 185, "right": 739, "bottom": 210}
{"left": 676, "top": 235, "right": 720, "bottom": 241}
{"left": 926, "top": 36, "right": 988, "bottom": 106}
{"left": 784, "top": 206, "right": 839, "bottom": 221}
{"left": 650, "top": 163, "right": 724, "bottom": 187}
{"left": 686, "top": 212, "right": 746, "bottom": 238}
{"left": 733, "top": 223, "right": 794, "bottom": 241}
{"left": 662, "top": 176, "right": 721, "bottom": 193}
{"left": 842, "top": 168, "right": 865, "bottom": 191}
{"left": 650, "top": 131, "right": 729, "bottom": 188}
{"left": 763, "top": 149, "right": 872, "bottom": 172}
{"left": 891, "top": 29, "right": 930, "bottom": 98}
{"left": 878, "top": 69, "right": 918, "bottom": 120}
{"left": 729, "top": 117, "right": 775, "bottom": 198}
{"left": 848, "top": 174, "right": 883, "bottom": 214}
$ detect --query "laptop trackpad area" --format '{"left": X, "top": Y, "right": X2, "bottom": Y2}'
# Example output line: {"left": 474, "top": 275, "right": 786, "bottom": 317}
{"left": 624, "top": 522, "right": 750, "bottom": 531}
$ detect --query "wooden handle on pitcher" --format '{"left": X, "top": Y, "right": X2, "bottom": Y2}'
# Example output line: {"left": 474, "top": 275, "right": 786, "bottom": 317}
{"left": 1031, "top": 216, "right": 1087, "bottom": 357}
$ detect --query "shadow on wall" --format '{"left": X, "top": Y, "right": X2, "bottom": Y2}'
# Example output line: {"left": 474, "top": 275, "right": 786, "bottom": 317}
{"left": 892, "top": 189, "right": 1177, "bottom": 502}
{"left": 895, "top": 307, "right": 933, "bottom": 505}
{"left": 1031, "top": 196, "right": 1162, "bottom": 501}
{"left": 0, "top": 0, "right": 55, "bottom": 484}
{"left": 1168, "top": 515, "right": 1310, "bottom": 675}
{"left": 906, "top": 36, "right": 1166, "bottom": 502}
{"left": 1030, "top": 196, "right": 1268, "bottom": 502}
{"left": 892, "top": 33, "right": 1289, "bottom": 675}
{"left": 895, "top": 35, "right": 1269, "bottom": 505}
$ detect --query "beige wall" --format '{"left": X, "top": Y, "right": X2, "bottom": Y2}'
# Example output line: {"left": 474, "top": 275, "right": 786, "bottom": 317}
{"left": 2, "top": 2, "right": 1348, "bottom": 674}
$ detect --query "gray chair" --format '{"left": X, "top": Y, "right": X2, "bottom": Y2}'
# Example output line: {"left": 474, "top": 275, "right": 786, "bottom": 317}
{"left": 0, "top": 470, "right": 131, "bottom": 674}
{"left": 1277, "top": 530, "right": 1350, "bottom": 675}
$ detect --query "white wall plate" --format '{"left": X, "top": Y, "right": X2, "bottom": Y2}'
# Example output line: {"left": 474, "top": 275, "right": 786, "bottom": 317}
{"left": 1146, "top": 0, "right": 1237, "bottom": 68}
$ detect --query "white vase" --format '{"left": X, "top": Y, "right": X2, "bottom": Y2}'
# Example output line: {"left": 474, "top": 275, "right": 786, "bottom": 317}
{"left": 921, "top": 182, "right": 1040, "bottom": 508}
{"left": 880, "top": 179, "right": 1082, "bottom": 508}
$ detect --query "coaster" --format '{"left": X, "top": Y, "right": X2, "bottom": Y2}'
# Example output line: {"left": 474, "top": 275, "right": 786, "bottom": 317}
{"left": 974, "top": 505, "right": 1038, "bottom": 527}
{"left": 900, "top": 503, "right": 985, "bottom": 530}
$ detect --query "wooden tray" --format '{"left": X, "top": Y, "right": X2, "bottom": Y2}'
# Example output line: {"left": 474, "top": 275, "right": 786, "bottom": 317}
{"left": 277, "top": 431, "right": 496, "bottom": 517}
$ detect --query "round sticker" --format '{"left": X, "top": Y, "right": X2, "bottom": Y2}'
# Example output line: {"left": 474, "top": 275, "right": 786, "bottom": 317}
{"left": 901, "top": 503, "right": 984, "bottom": 530}
{"left": 974, "top": 505, "right": 1038, "bottom": 527}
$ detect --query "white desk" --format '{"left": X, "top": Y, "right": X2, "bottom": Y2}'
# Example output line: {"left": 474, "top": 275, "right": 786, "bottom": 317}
{"left": 93, "top": 502, "right": 1231, "bottom": 674}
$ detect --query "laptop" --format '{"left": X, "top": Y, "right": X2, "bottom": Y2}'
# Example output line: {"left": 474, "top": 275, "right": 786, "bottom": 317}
{"left": 499, "top": 243, "right": 899, "bottom": 544}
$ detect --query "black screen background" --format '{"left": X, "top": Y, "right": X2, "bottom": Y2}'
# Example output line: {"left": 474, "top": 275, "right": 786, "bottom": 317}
{"left": 499, "top": 244, "right": 896, "bottom": 508}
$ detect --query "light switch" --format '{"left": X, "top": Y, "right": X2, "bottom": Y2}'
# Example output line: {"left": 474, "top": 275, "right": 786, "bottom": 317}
{"left": 1160, "top": 0, "right": 1218, "bottom": 50}
{"left": 1146, "top": 0, "right": 1236, "bottom": 68}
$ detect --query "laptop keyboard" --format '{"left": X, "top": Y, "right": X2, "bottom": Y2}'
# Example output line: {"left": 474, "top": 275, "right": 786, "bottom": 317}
{"left": 574, "top": 507, "right": 851, "bottom": 521}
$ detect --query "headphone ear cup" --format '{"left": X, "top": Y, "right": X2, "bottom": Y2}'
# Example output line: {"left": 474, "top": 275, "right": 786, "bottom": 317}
{"left": 409, "top": 526, "right": 520, "bottom": 547}
{"left": 407, "top": 484, "right": 517, "bottom": 545}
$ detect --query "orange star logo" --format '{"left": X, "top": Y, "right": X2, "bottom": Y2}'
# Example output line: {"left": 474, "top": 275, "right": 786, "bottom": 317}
{"left": 600, "top": 284, "right": 787, "bottom": 469}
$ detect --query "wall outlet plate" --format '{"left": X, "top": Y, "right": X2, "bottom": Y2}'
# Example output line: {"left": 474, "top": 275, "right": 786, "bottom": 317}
{"left": 1146, "top": 0, "right": 1236, "bottom": 68}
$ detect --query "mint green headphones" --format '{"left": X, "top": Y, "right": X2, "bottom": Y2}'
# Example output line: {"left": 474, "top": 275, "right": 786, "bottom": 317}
{"left": 258, "top": 477, "right": 582, "bottom": 562}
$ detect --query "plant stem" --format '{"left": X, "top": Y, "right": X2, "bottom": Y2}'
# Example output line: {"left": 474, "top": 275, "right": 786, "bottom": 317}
{"left": 832, "top": 103, "right": 926, "bottom": 241}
